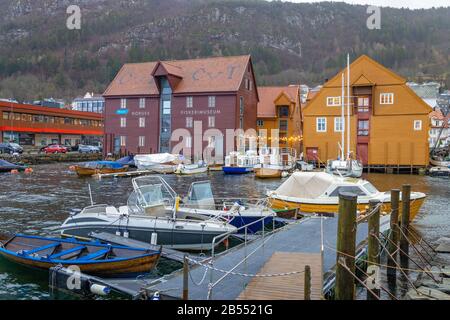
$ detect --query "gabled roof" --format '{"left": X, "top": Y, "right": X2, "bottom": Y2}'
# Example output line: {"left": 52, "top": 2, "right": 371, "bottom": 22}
{"left": 352, "top": 74, "right": 373, "bottom": 86}
{"left": 103, "top": 55, "right": 253, "bottom": 96}
{"left": 257, "top": 86, "right": 300, "bottom": 118}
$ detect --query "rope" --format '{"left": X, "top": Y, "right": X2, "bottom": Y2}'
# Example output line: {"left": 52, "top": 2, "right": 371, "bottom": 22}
{"left": 354, "top": 261, "right": 398, "bottom": 300}
{"left": 188, "top": 266, "right": 209, "bottom": 286}
{"left": 337, "top": 259, "right": 381, "bottom": 300}
{"left": 186, "top": 257, "right": 305, "bottom": 278}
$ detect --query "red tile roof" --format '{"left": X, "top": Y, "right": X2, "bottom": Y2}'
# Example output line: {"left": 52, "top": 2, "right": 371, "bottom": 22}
{"left": 103, "top": 55, "right": 252, "bottom": 96}
{"left": 257, "top": 86, "right": 299, "bottom": 118}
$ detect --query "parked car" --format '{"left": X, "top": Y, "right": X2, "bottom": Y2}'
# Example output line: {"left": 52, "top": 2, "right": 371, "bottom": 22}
{"left": 42, "top": 145, "right": 68, "bottom": 154}
{"left": 0, "top": 143, "right": 23, "bottom": 154}
{"left": 78, "top": 145, "right": 101, "bottom": 153}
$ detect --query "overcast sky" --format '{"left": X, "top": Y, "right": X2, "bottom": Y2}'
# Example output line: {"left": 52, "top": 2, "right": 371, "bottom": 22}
{"left": 274, "top": 0, "right": 450, "bottom": 9}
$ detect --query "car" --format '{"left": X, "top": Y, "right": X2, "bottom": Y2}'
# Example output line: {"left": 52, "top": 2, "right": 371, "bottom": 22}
{"left": 0, "top": 143, "right": 23, "bottom": 154}
{"left": 42, "top": 144, "right": 68, "bottom": 154}
{"left": 78, "top": 145, "right": 101, "bottom": 153}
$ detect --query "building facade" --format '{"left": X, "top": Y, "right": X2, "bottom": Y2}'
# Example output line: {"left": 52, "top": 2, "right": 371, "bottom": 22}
{"left": 303, "top": 55, "right": 430, "bottom": 169}
{"left": 256, "top": 85, "right": 302, "bottom": 153}
{"left": 0, "top": 101, "right": 103, "bottom": 147}
{"left": 429, "top": 110, "right": 450, "bottom": 148}
{"left": 72, "top": 93, "right": 105, "bottom": 114}
{"left": 103, "top": 55, "right": 259, "bottom": 162}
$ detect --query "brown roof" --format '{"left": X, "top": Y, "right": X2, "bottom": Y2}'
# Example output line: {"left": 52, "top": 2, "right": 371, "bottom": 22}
{"left": 103, "top": 55, "right": 252, "bottom": 96}
{"left": 257, "top": 86, "right": 299, "bottom": 118}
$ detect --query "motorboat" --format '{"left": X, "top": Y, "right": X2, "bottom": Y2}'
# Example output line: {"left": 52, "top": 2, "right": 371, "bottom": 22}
{"left": 325, "top": 159, "right": 363, "bottom": 178}
{"left": 223, "top": 151, "right": 258, "bottom": 174}
{"left": 74, "top": 161, "right": 128, "bottom": 177}
{"left": 254, "top": 147, "right": 296, "bottom": 178}
{"left": 133, "top": 153, "right": 183, "bottom": 171}
{"left": 428, "top": 166, "right": 450, "bottom": 177}
{"left": 0, "top": 234, "right": 161, "bottom": 277}
{"left": 116, "top": 155, "right": 136, "bottom": 167}
{"left": 0, "top": 159, "right": 27, "bottom": 173}
{"left": 180, "top": 181, "right": 275, "bottom": 233}
{"left": 268, "top": 172, "right": 426, "bottom": 221}
{"left": 59, "top": 176, "right": 237, "bottom": 251}
{"left": 175, "top": 162, "right": 208, "bottom": 175}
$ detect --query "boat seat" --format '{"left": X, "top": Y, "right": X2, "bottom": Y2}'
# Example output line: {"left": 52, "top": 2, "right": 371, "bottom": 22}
{"left": 105, "top": 206, "right": 120, "bottom": 215}
{"left": 21, "top": 242, "right": 61, "bottom": 256}
{"left": 79, "top": 248, "right": 110, "bottom": 261}
{"left": 48, "top": 245, "right": 86, "bottom": 260}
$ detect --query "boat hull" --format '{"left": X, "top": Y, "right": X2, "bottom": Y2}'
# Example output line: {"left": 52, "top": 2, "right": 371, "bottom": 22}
{"left": 269, "top": 197, "right": 425, "bottom": 221}
{"left": 75, "top": 166, "right": 128, "bottom": 177}
{"left": 255, "top": 168, "right": 282, "bottom": 179}
{"left": 176, "top": 167, "right": 208, "bottom": 175}
{"left": 222, "top": 166, "right": 253, "bottom": 174}
{"left": 229, "top": 216, "right": 273, "bottom": 233}
{"left": 430, "top": 159, "right": 450, "bottom": 167}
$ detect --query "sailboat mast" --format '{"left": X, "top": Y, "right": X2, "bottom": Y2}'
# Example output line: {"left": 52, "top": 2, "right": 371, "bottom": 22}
{"left": 346, "top": 53, "right": 351, "bottom": 159}
{"left": 341, "top": 73, "right": 345, "bottom": 160}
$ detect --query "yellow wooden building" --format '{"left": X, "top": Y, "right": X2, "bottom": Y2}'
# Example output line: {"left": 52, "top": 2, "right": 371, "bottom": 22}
{"left": 303, "top": 55, "right": 430, "bottom": 171}
{"left": 256, "top": 85, "right": 302, "bottom": 153}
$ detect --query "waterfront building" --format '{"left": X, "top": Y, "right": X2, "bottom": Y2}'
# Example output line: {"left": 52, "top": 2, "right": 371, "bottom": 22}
{"left": 429, "top": 109, "right": 450, "bottom": 148}
{"left": 102, "top": 55, "right": 258, "bottom": 160}
{"left": 256, "top": 85, "right": 302, "bottom": 153}
{"left": 302, "top": 55, "right": 430, "bottom": 170}
{"left": 0, "top": 101, "right": 103, "bottom": 147}
{"left": 72, "top": 92, "right": 105, "bottom": 114}
{"left": 31, "top": 98, "right": 66, "bottom": 109}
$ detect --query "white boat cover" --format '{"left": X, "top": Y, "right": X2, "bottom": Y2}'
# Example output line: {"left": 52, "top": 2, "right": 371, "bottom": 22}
{"left": 134, "top": 153, "right": 178, "bottom": 165}
{"left": 274, "top": 172, "right": 336, "bottom": 199}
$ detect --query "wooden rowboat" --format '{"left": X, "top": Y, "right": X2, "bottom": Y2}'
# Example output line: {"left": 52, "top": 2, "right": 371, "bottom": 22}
{"left": 255, "top": 167, "right": 282, "bottom": 179}
{"left": 75, "top": 161, "right": 128, "bottom": 177}
{"left": 0, "top": 234, "right": 161, "bottom": 277}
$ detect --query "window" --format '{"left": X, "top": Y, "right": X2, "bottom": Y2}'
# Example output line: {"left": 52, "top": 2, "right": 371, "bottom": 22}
{"left": 139, "top": 136, "right": 145, "bottom": 147}
{"left": 120, "top": 136, "right": 126, "bottom": 147}
{"left": 249, "top": 80, "right": 252, "bottom": 91}
{"left": 357, "top": 97, "right": 370, "bottom": 112}
{"left": 208, "top": 136, "right": 215, "bottom": 148}
{"left": 358, "top": 120, "right": 369, "bottom": 136}
{"left": 257, "top": 120, "right": 264, "bottom": 127}
{"left": 186, "top": 117, "right": 193, "bottom": 128}
{"left": 240, "top": 97, "right": 244, "bottom": 115}
{"left": 316, "top": 117, "right": 327, "bottom": 132}
{"left": 279, "top": 120, "right": 288, "bottom": 132}
{"left": 139, "top": 98, "right": 146, "bottom": 109}
{"left": 278, "top": 106, "right": 289, "bottom": 118}
{"left": 414, "top": 120, "right": 422, "bottom": 131}
{"left": 186, "top": 96, "right": 193, "bottom": 108}
{"left": 139, "top": 117, "right": 145, "bottom": 128}
{"left": 327, "top": 96, "right": 341, "bottom": 106}
{"left": 2, "top": 112, "right": 9, "bottom": 120}
{"left": 120, "top": 117, "right": 126, "bottom": 128}
{"left": 185, "top": 136, "right": 192, "bottom": 148}
{"left": 208, "top": 116, "right": 215, "bottom": 128}
{"left": 329, "top": 186, "right": 367, "bottom": 197}
{"left": 208, "top": 96, "right": 216, "bottom": 108}
{"left": 334, "top": 117, "right": 344, "bottom": 132}
{"left": 120, "top": 98, "right": 127, "bottom": 109}
{"left": 380, "top": 93, "right": 394, "bottom": 105}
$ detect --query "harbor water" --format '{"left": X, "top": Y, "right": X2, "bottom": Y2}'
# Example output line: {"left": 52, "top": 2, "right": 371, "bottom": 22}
{"left": 0, "top": 163, "right": 449, "bottom": 300}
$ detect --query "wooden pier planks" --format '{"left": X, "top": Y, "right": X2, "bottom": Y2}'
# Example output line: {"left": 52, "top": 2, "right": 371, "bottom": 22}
{"left": 237, "top": 252, "right": 323, "bottom": 300}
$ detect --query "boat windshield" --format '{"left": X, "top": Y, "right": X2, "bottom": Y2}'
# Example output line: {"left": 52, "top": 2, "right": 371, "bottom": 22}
{"left": 131, "top": 176, "right": 176, "bottom": 208}
{"left": 363, "top": 182, "right": 379, "bottom": 194}
{"left": 186, "top": 181, "right": 216, "bottom": 209}
{"left": 328, "top": 186, "right": 368, "bottom": 197}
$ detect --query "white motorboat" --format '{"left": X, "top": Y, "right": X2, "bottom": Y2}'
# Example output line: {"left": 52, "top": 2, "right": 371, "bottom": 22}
{"left": 175, "top": 162, "right": 208, "bottom": 175}
{"left": 59, "top": 176, "right": 236, "bottom": 251}
{"left": 134, "top": 153, "right": 183, "bottom": 171}
{"left": 326, "top": 159, "right": 363, "bottom": 178}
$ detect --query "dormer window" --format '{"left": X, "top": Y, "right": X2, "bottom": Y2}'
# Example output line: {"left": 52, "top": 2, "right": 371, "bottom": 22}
{"left": 380, "top": 93, "right": 394, "bottom": 104}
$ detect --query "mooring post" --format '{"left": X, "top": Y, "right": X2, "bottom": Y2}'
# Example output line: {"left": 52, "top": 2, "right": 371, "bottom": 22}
{"left": 335, "top": 192, "right": 357, "bottom": 300}
{"left": 304, "top": 265, "right": 311, "bottom": 300}
{"left": 400, "top": 184, "right": 411, "bottom": 267}
{"left": 183, "top": 254, "right": 189, "bottom": 300}
{"left": 367, "top": 199, "right": 380, "bottom": 300}
{"left": 387, "top": 189, "right": 400, "bottom": 278}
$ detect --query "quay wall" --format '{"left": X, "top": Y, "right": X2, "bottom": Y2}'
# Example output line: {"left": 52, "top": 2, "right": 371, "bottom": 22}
{"left": 0, "top": 152, "right": 102, "bottom": 165}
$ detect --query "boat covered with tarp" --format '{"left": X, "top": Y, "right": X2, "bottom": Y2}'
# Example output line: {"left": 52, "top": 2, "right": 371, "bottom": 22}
{"left": 0, "top": 159, "right": 27, "bottom": 172}
{"left": 116, "top": 155, "right": 135, "bottom": 167}
{"left": 134, "top": 153, "right": 184, "bottom": 172}
{"left": 74, "top": 161, "right": 128, "bottom": 177}
{"left": 0, "top": 234, "right": 161, "bottom": 277}
{"left": 268, "top": 171, "right": 426, "bottom": 221}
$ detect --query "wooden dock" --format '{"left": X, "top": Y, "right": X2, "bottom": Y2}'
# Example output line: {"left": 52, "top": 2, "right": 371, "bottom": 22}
{"left": 237, "top": 252, "right": 323, "bottom": 300}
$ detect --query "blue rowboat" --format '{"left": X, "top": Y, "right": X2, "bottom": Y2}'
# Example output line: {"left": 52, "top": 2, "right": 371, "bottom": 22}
{"left": 0, "top": 234, "right": 161, "bottom": 277}
{"left": 222, "top": 166, "right": 253, "bottom": 174}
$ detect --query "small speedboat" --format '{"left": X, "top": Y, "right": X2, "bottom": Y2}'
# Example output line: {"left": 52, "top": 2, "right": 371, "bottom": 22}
{"left": 254, "top": 167, "right": 282, "bottom": 179}
{"left": 0, "top": 234, "right": 161, "bottom": 277}
{"left": 0, "top": 159, "right": 27, "bottom": 173}
{"left": 134, "top": 153, "right": 182, "bottom": 171}
{"left": 223, "top": 151, "right": 258, "bottom": 174}
{"left": 429, "top": 166, "right": 450, "bottom": 177}
{"left": 74, "top": 161, "right": 128, "bottom": 177}
{"left": 326, "top": 159, "right": 363, "bottom": 178}
{"left": 175, "top": 162, "right": 208, "bottom": 175}
{"left": 268, "top": 172, "right": 426, "bottom": 221}
{"left": 223, "top": 166, "right": 253, "bottom": 174}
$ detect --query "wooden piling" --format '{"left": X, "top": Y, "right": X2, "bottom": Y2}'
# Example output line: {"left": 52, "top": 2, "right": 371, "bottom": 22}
{"left": 367, "top": 199, "right": 380, "bottom": 300}
{"left": 400, "top": 185, "right": 411, "bottom": 266}
{"left": 387, "top": 189, "right": 400, "bottom": 278}
{"left": 304, "top": 265, "right": 311, "bottom": 300}
{"left": 335, "top": 192, "right": 357, "bottom": 300}
{"left": 183, "top": 255, "right": 189, "bottom": 300}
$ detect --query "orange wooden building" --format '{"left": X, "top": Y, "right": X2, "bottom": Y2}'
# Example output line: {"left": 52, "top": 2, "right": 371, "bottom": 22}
{"left": 303, "top": 55, "right": 430, "bottom": 171}
{"left": 256, "top": 85, "right": 302, "bottom": 153}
